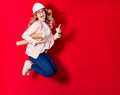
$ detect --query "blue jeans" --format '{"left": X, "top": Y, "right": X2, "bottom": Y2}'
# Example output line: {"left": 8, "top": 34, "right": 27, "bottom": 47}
{"left": 29, "top": 53, "right": 57, "bottom": 77}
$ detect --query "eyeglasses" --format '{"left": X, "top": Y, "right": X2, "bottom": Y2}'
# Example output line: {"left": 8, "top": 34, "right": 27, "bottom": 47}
{"left": 37, "top": 9, "right": 45, "bottom": 14}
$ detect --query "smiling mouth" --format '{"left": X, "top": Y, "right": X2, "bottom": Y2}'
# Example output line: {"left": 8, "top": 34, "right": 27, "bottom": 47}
{"left": 41, "top": 15, "right": 45, "bottom": 19}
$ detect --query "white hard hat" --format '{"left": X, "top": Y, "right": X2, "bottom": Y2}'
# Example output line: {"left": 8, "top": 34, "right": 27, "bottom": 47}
{"left": 32, "top": 2, "right": 45, "bottom": 14}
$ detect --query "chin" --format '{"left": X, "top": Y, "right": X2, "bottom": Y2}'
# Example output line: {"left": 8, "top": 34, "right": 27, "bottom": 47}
{"left": 42, "top": 19, "right": 45, "bottom": 22}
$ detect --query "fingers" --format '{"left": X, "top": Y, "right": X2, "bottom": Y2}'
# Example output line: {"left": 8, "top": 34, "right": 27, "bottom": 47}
{"left": 56, "top": 24, "right": 62, "bottom": 39}
{"left": 40, "top": 39, "right": 45, "bottom": 42}
{"left": 37, "top": 38, "right": 45, "bottom": 44}
{"left": 58, "top": 24, "right": 61, "bottom": 29}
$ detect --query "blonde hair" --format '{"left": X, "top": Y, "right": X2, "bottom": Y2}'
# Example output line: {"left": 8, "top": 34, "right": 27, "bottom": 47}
{"left": 28, "top": 8, "right": 55, "bottom": 29}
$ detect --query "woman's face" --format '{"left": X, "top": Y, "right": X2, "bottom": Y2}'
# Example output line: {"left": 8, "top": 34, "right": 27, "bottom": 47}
{"left": 36, "top": 8, "right": 46, "bottom": 22}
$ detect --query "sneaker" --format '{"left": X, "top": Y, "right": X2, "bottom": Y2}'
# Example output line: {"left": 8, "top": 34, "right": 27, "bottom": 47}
{"left": 22, "top": 60, "right": 32, "bottom": 76}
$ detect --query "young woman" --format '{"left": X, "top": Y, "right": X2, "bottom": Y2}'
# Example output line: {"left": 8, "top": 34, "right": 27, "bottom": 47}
{"left": 22, "top": 2, "right": 62, "bottom": 77}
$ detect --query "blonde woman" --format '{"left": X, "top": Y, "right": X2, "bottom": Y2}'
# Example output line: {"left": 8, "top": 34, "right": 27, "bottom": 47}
{"left": 22, "top": 2, "right": 61, "bottom": 77}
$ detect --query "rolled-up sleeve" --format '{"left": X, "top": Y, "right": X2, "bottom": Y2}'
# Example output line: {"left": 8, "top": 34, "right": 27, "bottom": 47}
{"left": 22, "top": 22, "right": 41, "bottom": 46}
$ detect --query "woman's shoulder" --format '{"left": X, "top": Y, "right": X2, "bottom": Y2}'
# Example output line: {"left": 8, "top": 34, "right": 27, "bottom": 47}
{"left": 32, "top": 21, "right": 40, "bottom": 25}
{"left": 30, "top": 21, "right": 42, "bottom": 28}
{"left": 35, "top": 21, "right": 42, "bottom": 25}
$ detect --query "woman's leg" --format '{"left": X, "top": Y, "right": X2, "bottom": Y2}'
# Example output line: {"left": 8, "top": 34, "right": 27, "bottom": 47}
{"left": 43, "top": 53, "right": 57, "bottom": 73}
{"left": 29, "top": 53, "right": 55, "bottom": 77}
{"left": 31, "top": 63, "right": 53, "bottom": 77}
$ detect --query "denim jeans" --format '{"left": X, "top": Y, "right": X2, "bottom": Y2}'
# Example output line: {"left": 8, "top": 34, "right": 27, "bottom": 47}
{"left": 29, "top": 53, "right": 57, "bottom": 77}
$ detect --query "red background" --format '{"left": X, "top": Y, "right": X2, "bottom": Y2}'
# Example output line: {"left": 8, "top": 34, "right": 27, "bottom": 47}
{"left": 0, "top": 0, "right": 120, "bottom": 95}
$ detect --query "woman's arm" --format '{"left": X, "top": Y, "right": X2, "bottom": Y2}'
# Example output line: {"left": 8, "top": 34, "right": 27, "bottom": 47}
{"left": 22, "top": 22, "right": 41, "bottom": 45}
{"left": 53, "top": 24, "right": 62, "bottom": 40}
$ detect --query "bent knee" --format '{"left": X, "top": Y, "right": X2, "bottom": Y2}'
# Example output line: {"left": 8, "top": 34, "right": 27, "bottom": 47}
{"left": 46, "top": 71, "right": 56, "bottom": 77}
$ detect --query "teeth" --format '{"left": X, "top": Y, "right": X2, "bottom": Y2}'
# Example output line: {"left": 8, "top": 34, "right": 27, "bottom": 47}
{"left": 41, "top": 16, "right": 44, "bottom": 18}
{"left": 40, "top": 15, "right": 45, "bottom": 20}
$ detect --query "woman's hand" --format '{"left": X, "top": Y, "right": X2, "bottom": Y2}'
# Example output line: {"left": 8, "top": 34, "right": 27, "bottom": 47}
{"left": 56, "top": 24, "right": 62, "bottom": 38}
{"left": 35, "top": 38, "right": 45, "bottom": 45}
